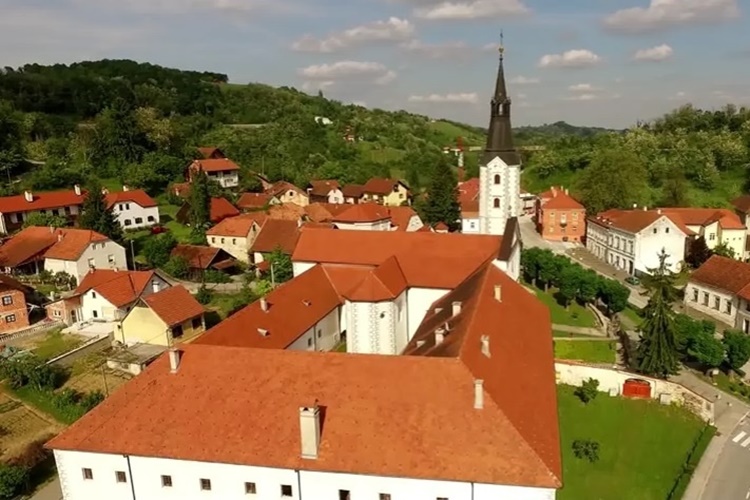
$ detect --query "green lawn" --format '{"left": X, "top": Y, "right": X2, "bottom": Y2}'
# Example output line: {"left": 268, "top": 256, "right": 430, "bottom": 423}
{"left": 557, "top": 384, "right": 710, "bottom": 500}
{"left": 553, "top": 331, "right": 599, "bottom": 339}
{"left": 620, "top": 306, "right": 644, "bottom": 329}
{"left": 31, "top": 330, "right": 85, "bottom": 362}
{"left": 530, "top": 285, "right": 597, "bottom": 328}
{"left": 554, "top": 340, "right": 616, "bottom": 364}
{"left": 160, "top": 204, "right": 192, "bottom": 243}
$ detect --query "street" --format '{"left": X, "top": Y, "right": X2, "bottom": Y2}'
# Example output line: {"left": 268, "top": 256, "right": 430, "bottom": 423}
{"left": 29, "top": 478, "right": 61, "bottom": 500}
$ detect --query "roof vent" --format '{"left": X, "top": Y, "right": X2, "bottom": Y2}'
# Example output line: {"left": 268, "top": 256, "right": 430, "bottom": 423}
{"left": 494, "top": 285, "right": 502, "bottom": 302}
{"left": 260, "top": 297, "right": 269, "bottom": 312}
{"left": 474, "top": 379, "right": 484, "bottom": 409}
{"left": 303, "top": 300, "right": 311, "bottom": 307}
{"left": 299, "top": 404, "right": 322, "bottom": 459}
{"left": 657, "top": 208, "right": 662, "bottom": 215}
{"left": 565, "top": 188, "right": 569, "bottom": 195}
{"left": 24, "top": 191, "right": 33, "bottom": 203}
{"left": 452, "top": 301, "right": 462, "bottom": 316}
{"left": 168, "top": 348, "right": 182, "bottom": 373}
{"left": 257, "top": 328, "right": 269, "bottom": 337}
{"left": 435, "top": 327, "right": 446, "bottom": 345}
{"left": 481, "top": 335, "right": 491, "bottom": 358}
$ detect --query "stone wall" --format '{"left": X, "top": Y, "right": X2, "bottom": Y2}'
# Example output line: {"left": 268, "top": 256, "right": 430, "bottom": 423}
{"left": 556, "top": 361, "right": 714, "bottom": 423}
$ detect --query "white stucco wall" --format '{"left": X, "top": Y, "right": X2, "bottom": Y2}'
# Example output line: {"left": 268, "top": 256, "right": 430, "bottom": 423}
{"left": 720, "top": 228, "right": 746, "bottom": 260}
{"left": 54, "top": 450, "right": 556, "bottom": 500}
{"left": 286, "top": 307, "right": 341, "bottom": 351}
{"left": 209, "top": 233, "right": 251, "bottom": 263}
{"left": 207, "top": 171, "right": 239, "bottom": 188}
{"left": 347, "top": 300, "right": 398, "bottom": 354}
{"left": 112, "top": 203, "right": 160, "bottom": 229}
{"left": 462, "top": 217, "right": 480, "bottom": 234}
{"left": 684, "top": 281, "right": 736, "bottom": 327}
{"left": 478, "top": 156, "right": 520, "bottom": 236}
{"left": 44, "top": 240, "right": 127, "bottom": 284}
{"left": 327, "top": 189, "right": 344, "bottom": 204}
{"left": 334, "top": 219, "right": 392, "bottom": 231}
{"left": 404, "top": 215, "right": 424, "bottom": 232}
{"left": 406, "top": 288, "right": 450, "bottom": 339}
{"left": 292, "top": 261, "right": 315, "bottom": 277}
{"left": 78, "top": 275, "right": 169, "bottom": 323}
{"left": 634, "top": 217, "right": 686, "bottom": 275}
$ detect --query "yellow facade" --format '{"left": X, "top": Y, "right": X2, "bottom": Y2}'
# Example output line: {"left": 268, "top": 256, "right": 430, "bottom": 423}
{"left": 362, "top": 183, "right": 410, "bottom": 207}
{"left": 118, "top": 304, "right": 206, "bottom": 346}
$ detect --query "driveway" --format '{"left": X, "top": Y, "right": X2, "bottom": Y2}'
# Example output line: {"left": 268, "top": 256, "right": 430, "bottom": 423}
{"left": 29, "top": 478, "right": 61, "bottom": 500}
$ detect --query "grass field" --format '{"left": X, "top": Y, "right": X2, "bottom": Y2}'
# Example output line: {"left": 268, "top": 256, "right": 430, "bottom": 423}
{"left": 620, "top": 306, "right": 644, "bottom": 329}
{"left": 553, "top": 331, "right": 599, "bottom": 338}
{"left": 160, "top": 204, "right": 192, "bottom": 242}
{"left": 557, "top": 384, "right": 709, "bottom": 500}
{"left": 14, "top": 330, "right": 85, "bottom": 362}
{"left": 426, "top": 120, "right": 484, "bottom": 146}
{"left": 554, "top": 340, "right": 616, "bottom": 364}
{"left": 530, "top": 285, "right": 597, "bottom": 328}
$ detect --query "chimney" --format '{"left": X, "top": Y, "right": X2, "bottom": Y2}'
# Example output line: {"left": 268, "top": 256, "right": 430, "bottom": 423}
{"left": 633, "top": 203, "right": 637, "bottom": 209}
{"left": 297, "top": 219, "right": 303, "bottom": 228}
{"left": 565, "top": 188, "right": 569, "bottom": 195}
{"left": 49, "top": 226, "right": 54, "bottom": 234}
{"left": 642, "top": 205, "right": 647, "bottom": 211}
{"left": 24, "top": 191, "right": 33, "bottom": 202}
{"left": 57, "top": 234, "right": 64, "bottom": 242}
{"left": 152, "top": 280, "right": 160, "bottom": 294}
{"left": 481, "top": 335, "right": 491, "bottom": 358}
{"left": 494, "top": 285, "right": 502, "bottom": 302}
{"left": 74, "top": 184, "right": 81, "bottom": 196}
{"left": 260, "top": 297, "right": 269, "bottom": 312}
{"left": 168, "top": 348, "right": 181, "bottom": 373}
{"left": 123, "top": 185, "right": 129, "bottom": 192}
{"left": 474, "top": 379, "right": 484, "bottom": 409}
{"left": 452, "top": 301, "right": 462, "bottom": 316}
{"left": 299, "top": 405, "right": 321, "bottom": 459}
{"left": 657, "top": 208, "right": 662, "bottom": 215}
{"left": 257, "top": 328, "right": 269, "bottom": 337}
{"left": 435, "top": 327, "right": 446, "bottom": 345}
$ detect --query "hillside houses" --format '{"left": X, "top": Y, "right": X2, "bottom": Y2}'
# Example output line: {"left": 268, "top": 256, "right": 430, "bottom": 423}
{"left": 0, "top": 186, "right": 86, "bottom": 234}
{"left": 685, "top": 255, "right": 750, "bottom": 331}
{"left": 105, "top": 188, "right": 160, "bottom": 230}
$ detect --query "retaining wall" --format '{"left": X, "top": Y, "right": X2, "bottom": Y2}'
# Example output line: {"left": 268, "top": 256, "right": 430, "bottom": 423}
{"left": 46, "top": 334, "right": 112, "bottom": 367}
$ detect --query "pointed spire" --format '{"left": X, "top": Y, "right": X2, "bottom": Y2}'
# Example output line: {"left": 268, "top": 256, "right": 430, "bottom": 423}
{"left": 483, "top": 31, "right": 519, "bottom": 166}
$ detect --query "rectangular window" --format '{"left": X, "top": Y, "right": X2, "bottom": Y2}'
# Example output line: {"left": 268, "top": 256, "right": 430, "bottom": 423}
{"left": 88, "top": 258, "right": 95, "bottom": 267}
{"left": 437, "top": 497, "right": 449, "bottom": 500}
{"left": 665, "top": 227, "right": 670, "bottom": 234}
{"left": 703, "top": 292, "right": 709, "bottom": 306}
{"left": 92, "top": 311, "right": 98, "bottom": 319}
{"left": 307, "top": 337, "right": 313, "bottom": 347}
{"left": 653, "top": 228, "right": 657, "bottom": 234}
{"left": 6, "top": 314, "right": 15, "bottom": 323}
{"left": 118, "top": 204, "right": 124, "bottom": 211}
{"left": 245, "top": 482, "right": 257, "bottom": 494}
{"left": 212, "top": 237, "right": 216, "bottom": 243}
{"left": 134, "top": 217, "right": 143, "bottom": 224}
{"left": 379, "top": 495, "right": 392, "bottom": 500}
{"left": 745, "top": 319, "right": 750, "bottom": 334}
{"left": 726, "top": 300, "right": 733, "bottom": 314}
{"left": 1, "top": 295, "right": 12, "bottom": 306}
{"left": 692, "top": 288, "right": 699, "bottom": 302}
{"left": 108, "top": 254, "right": 115, "bottom": 264}
{"left": 714, "top": 296, "right": 721, "bottom": 310}
{"left": 92, "top": 292, "right": 97, "bottom": 299}
{"left": 115, "top": 471, "right": 127, "bottom": 483}
{"left": 161, "top": 475, "right": 172, "bottom": 487}
{"left": 192, "top": 317, "right": 202, "bottom": 329}
{"left": 82, "top": 468, "right": 93, "bottom": 480}
{"left": 232, "top": 238, "right": 237, "bottom": 245}
{"left": 221, "top": 238, "right": 225, "bottom": 244}
{"left": 200, "top": 478, "right": 211, "bottom": 491}
{"left": 147, "top": 215, "right": 155, "bottom": 222}
{"left": 125, "top": 203, "right": 130, "bottom": 210}
{"left": 339, "top": 490, "right": 351, "bottom": 500}
{"left": 65, "top": 206, "right": 71, "bottom": 215}
{"left": 709, "top": 233, "right": 716, "bottom": 241}
{"left": 281, "top": 485, "right": 293, "bottom": 497}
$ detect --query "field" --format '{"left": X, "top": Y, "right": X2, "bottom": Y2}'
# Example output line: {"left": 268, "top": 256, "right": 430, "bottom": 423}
{"left": 557, "top": 384, "right": 708, "bottom": 500}
{"left": 554, "top": 340, "right": 616, "bottom": 364}
{"left": 13, "top": 330, "right": 86, "bottom": 362}
{"left": 620, "top": 306, "right": 644, "bottom": 329}
{"left": 0, "top": 393, "right": 62, "bottom": 460}
{"left": 530, "top": 285, "right": 598, "bottom": 328}
{"left": 63, "top": 351, "right": 133, "bottom": 396}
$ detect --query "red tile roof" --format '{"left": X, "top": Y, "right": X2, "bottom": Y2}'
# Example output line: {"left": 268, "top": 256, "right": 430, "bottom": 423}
{"left": 539, "top": 188, "right": 584, "bottom": 211}
{"left": 690, "top": 255, "right": 750, "bottom": 299}
{"left": 332, "top": 203, "right": 391, "bottom": 223}
{"left": 197, "top": 147, "right": 225, "bottom": 159}
{"left": 237, "top": 192, "right": 274, "bottom": 210}
{"left": 660, "top": 208, "right": 746, "bottom": 230}
{"left": 0, "top": 189, "right": 85, "bottom": 215}
{"left": 206, "top": 213, "right": 266, "bottom": 237}
{"left": 308, "top": 180, "right": 341, "bottom": 197}
{"left": 105, "top": 190, "right": 157, "bottom": 209}
{"left": 731, "top": 195, "right": 750, "bottom": 214}
{"left": 171, "top": 182, "right": 191, "bottom": 199}
{"left": 341, "top": 184, "right": 364, "bottom": 198}
{"left": 267, "top": 181, "right": 306, "bottom": 199}
{"left": 209, "top": 197, "right": 240, "bottom": 223}
{"left": 75, "top": 269, "right": 156, "bottom": 308}
{"left": 43, "top": 229, "right": 110, "bottom": 261}
{"left": 362, "top": 178, "right": 407, "bottom": 196}
{"left": 171, "top": 245, "right": 233, "bottom": 270}
{"left": 0, "top": 227, "right": 58, "bottom": 267}
{"left": 191, "top": 158, "right": 240, "bottom": 173}
{"left": 143, "top": 285, "right": 204, "bottom": 327}
{"left": 458, "top": 178, "right": 480, "bottom": 216}
{"left": 304, "top": 203, "right": 350, "bottom": 223}
{"left": 197, "top": 266, "right": 341, "bottom": 349}
{"left": 590, "top": 209, "right": 694, "bottom": 235}
{"left": 267, "top": 203, "right": 306, "bottom": 221}
{"left": 250, "top": 219, "right": 300, "bottom": 255}
{"left": 388, "top": 206, "right": 420, "bottom": 231}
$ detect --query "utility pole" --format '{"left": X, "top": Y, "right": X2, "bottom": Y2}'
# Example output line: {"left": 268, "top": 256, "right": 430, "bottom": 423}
{"left": 129, "top": 239, "right": 136, "bottom": 270}
{"left": 270, "top": 262, "right": 276, "bottom": 287}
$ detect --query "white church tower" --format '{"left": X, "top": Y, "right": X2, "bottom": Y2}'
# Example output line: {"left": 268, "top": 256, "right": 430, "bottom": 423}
{"left": 479, "top": 39, "right": 521, "bottom": 236}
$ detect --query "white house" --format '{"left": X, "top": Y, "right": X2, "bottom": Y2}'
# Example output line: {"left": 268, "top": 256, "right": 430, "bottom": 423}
{"left": 684, "top": 255, "right": 750, "bottom": 329}
{"left": 586, "top": 208, "right": 689, "bottom": 276}
{"left": 658, "top": 207, "right": 747, "bottom": 259}
{"left": 105, "top": 188, "right": 160, "bottom": 229}
{"left": 189, "top": 159, "right": 241, "bottom": 189}
{"left": 206, "top": 214, "right": 267, "bottom": 264}
{"left": 331, "top": 204, "right": 392, "bottom": 231}
{"left": 0, "top": 186, "right": 85, "bottom": 235}
{"left": 307, "top": 180, "right": 344, "bottom": 204}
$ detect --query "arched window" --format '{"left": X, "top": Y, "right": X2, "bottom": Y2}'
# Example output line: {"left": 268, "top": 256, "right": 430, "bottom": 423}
{"left": 493, "top": 198, "right": 501, "bottom": 209}
{"left": 494, "top": 174, "right": 501, "bottom": 185}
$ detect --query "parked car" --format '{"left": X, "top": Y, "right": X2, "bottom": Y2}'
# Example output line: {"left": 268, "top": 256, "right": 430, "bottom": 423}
{"left": 150, "top": 225, "right": 168, "bottom": 235}
{"left": 625, "top": 276, "right": 640, "bottom": 286}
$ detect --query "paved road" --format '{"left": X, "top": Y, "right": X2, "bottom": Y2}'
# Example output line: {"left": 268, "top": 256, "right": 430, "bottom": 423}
{"left": 29, "top": 478, "right": 61, "bottom": 500}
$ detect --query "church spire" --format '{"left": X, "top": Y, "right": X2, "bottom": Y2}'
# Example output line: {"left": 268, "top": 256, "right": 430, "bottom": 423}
{"left": 483, "top": 32, "right": 520, "bottom": 166}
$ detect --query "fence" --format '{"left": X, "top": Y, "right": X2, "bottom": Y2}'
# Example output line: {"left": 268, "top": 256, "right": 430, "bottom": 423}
{"left": 46, "top": 334, "right": 112, "bottom": 367}
{"left": 555, "top": 361, "right": 715, "bottom": 422}
{"left": 0, "top": 320, "right": 63, "bottom": 345}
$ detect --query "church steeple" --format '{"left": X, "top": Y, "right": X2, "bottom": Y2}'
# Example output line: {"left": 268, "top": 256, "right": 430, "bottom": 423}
{"left": 483, "top": 33, "right": 520, "bottom": 166}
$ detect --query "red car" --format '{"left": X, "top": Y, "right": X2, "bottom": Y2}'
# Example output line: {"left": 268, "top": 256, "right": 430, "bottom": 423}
{"left": 150, "top": 225, "right": 168, "bottom": 235}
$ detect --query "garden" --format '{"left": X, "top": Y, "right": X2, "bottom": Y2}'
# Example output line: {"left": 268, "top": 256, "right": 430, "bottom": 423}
{"left": 554, "top": 340, "right": 617, "bottom": 364}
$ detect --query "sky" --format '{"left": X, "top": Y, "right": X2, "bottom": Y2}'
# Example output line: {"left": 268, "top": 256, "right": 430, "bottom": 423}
{"left": 1, "top": 0, "right": 749, "bottom": 128}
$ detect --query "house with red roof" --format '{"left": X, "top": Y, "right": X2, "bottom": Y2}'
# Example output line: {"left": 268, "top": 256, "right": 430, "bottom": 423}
{"left": 361, "top": 177, "right": 410, "bottom": 206}
{"left": 0, "top": 275, "right": 32, "bottom": 334}
{"left": 331, "top": 204, "right": 392, "bottom": 231}
{"left": 0, "top": 186, "right": 85, "bottom": 234}
{"left": 196, "top": 147, "right": 226, "bottom": 160}
{"left": 236, "top": 192, "right": 279, "bottom": 211}
{"left": 341, "top": 183, "right": 364, "bottom": 204}
{"left": 306, "top": 180, "right": 344, "bottom": 204}
{"left": 685, "top": 255, "right": 750, "bottom": 330}
{"left": 206, "top": 213, "right": 267, "bottom": 263}
{"left": 250, "top": 219, "right": 302, "bottom": 265}
{"left": 170, "top": 244, "right": 236, "bottom": 279}
{"left": 104, "top": 187, "right": 160, "bottom": 230}
{"left": 188, "top": 158, "right": 240, "bottom": 188}
{"left": 119, "top": 285, "right": 205, "bottom": 346}
{"left": 536, "top": 186, "right": 586, "bottom": 242}
{"left": 176, "top": 197, "right": 239, "bottom": 225}
{"left": 266, "top": 181, "right": 309, "bottom": 207}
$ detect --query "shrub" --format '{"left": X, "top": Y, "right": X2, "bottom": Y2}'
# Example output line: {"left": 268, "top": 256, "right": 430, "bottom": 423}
{"left": 575, "top": 378, "right": 600, "bottom": 404}
{"left": 9, "top": 436, "right": 53, "bottom": 469}
{"left": 203, "top": 269, "right": 231, "bottom": 284}
{"left": 195, "top": 285, "right": 213, "bottom": 305}
{"left": 0, "top": 356, "right": 61, "bottom": 391}
{"left": 163, "top": 256, "right": 189, "bottom": 279}
{"left": 572, "top": 439, "right": 600, "bottom": 463}
{"left": 0, "top": 463, "right": 29, "bottom": 498}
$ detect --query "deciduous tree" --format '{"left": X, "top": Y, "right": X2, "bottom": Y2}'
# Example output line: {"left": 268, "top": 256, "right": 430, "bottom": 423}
{"left": 421, "top": 156, "right": 460, "bottom": 232}
{"left": 78, "top": 179, "right": 123, "bottom": 242}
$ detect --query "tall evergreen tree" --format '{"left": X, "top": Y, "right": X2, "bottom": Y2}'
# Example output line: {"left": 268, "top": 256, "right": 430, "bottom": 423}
{"left": 637, "top": 250, "right": 679, "bottom": 378}
{"left": 188, "top": 169, "right": 211, "bottom": 230}
{"left": 422, "top": 157, "right": 460, "bottom": 231}
{"left": 78, "top": 179, "right": 123, "bottom": 242}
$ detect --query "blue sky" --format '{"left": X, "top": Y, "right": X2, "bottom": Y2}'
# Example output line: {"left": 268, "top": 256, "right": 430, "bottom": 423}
{"left": 1, "top": 0, "right": 748, "bottom": 127}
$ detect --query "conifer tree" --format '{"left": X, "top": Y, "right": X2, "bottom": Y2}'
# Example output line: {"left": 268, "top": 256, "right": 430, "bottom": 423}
{"left": 78, "top": 179, "right": 123, "bottom": 242}
{"left": 188, "top": 169, "right": 211, "bottom": 230}
{"left": 422, "top": 157, "right": 460, "bottom": 231}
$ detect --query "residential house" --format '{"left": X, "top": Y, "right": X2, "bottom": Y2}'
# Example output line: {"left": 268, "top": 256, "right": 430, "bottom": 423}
{"left": 730, "top": 194, "right": 750, "bottom": 259}
{"left": 536, "top": 186, "right": 586, "bottom": 242}
{"left": 266, "top": 203, "right": 306, "bottom": 222}
{"left": 659, "top": 208, "right": 746, "bottom": 259}
{"left": 176, "top": 197, "right": 239, "bottom": 225}
{"left": 303, "top": 203, "right": 351, "bottom": 224}
{"left": 341, "top": 184, "right": 364, "bottom": 204}
{"left": 266, "top": 181, "right": 309, "bottom": 207}
{"left": 306, "top": 180, "right": 344, "bottom": 204}
{"left": 105, "top": 188, "right": 160, "bottom": 230}
{"left": 118, "top": 285, "right": 205, "bottom": 346}
{"left": 0, "top": 275, "right": 31, "bottom": 334}
{"left": 458, "top": 178, "right": 480, "bottom": 234}
{"left": 0, "top": 186, "right": 85, "bottom": 234}
{"left": 236, "top": 192, "right": 279, "bottom": 212}
{"left": 361, "top": 178, "right": 410, "bottom": 206}
{"left": 188, "top": 158, "right": 240, "bottom": 189}
{"left": 0, "top": 227, "right": 127, "bottom": 284}
{"left": 331, "top": 204, "right": 392, "bottom": 231}
{"left": 169, "top": 182, "right": 191, "bottom": 200}
{"left": 684, "top": 255, "right": 750, "bottom": 330}
{"left": 170, "top": 245, "right": 236, "bottom": 279}
{"left": 250, "top": 219, "right": 301, "bottom": 265}
{"left": 586, "top": 208, "right": 690, "bottom": 276}
{"left": 197, "top": 147, "right": 226, "bottom": 160}
{"left": 388, "top": 206, "right": 424, "bottom": 232}
{"left": 47, "top": 218, "right": 559, "bottom": 500}
{"left": 206, "top": 214, "right": 267, "bottom": 263}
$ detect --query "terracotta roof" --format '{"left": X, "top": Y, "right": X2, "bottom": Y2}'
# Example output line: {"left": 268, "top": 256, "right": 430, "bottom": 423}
{"left": 590, "top": 209, "right": 694, "bottom": 236}
{"left": 43, "top": 229, "right": 110, "bottom": 261}
{"left": 237, "top": 192, "right": 274, "bottom": 210}
{"left": 342, "top": 184, "right": 364, "bottom": 198}
{"left": 690, "top": 255, "right": 750, "bottom": 299}
{"left": 388, "top": 206, "right": 420, "bottom": 231}
{"left": 434, "top": 222, "right": 449, "bottom": 231}
{"left": 731, "top": 195, "right": 750, "bottom": 214}
{"left": 267, "top": 203, "right": 305, "bottom": 222}
{"left": 171, "top": 245, "right": 233, "bottom": 270}
{"left": 301, "top": 222, "right": 334, "bottom": 229}
{"left": 403, "top": 263, "right": 561, "bottom": 485}
{"left": 540, "top": 188, "right": 584, "bottom": 211}
{"left": 458, "top": 178, "right": 480, "bottom": 216}
{"left": 105, "top": 189, "right": 157, "bottom": 209}
{"left": 250, "top": 219, "right": 300, "bottom": 255}
{"left": 191, "top": 158, "right": 240, "bottom": 173}
{"left": 332, "top": 203, "right": 391, "bottom": 223}
{"left": 0, "top": 227, "right": 57, "bottom": 267}
{"left": 304, "top": 203, "right": 350, "bottom": 223}
{"left": 171, "top": 182, "right": 191, "bottom": 199}
{"left": 660, "top": 208, "right": 746, "bottom": 230}
{"left": 293, "top": 229, "right": 503, "bottom": 289}
{"left": 196, "top": 266, "right": 341, "bottom": 349}
{"left": 267, "top": 181, "right": 306, "bottom": 198}
{"left": 75, "top": 269, "right": 156, "bottom": 308}
{"left": 197, "top": 147, "right": 225, "bottom": 159}
{"left": 308, "top": 180, "right": 341, "bottom": 197}
{"left": 206, "top": 213, "right": 266, "bottom": 237}
{"left": 362, "top": 178, "right": 407, "bottom": 196}
{"left": 209, "top": 197, "right": 240, "bottom": 223}
{"left": 0, "top": 189, "right": 85, "bottom": 215}
{"left": 143, "top": 285, "right": 204, "bottom": 327}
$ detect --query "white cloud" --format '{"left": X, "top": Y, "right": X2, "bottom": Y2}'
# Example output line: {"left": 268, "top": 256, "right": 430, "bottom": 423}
{"left": 565, "top": 94, "right": 599, "bottom": 101}
{"left": 539, "top": 49, "right": 602, "bottom": 68}
{"left": 73, "top": 0, "right": 292, "bottom": 15}
{"left": 633, "top": 44, "right": 674, "bottom": 62}
{"left": 568, "top": 83, "right": 598, "bottom": 92}
{"left": 299, "top": 61, "right": 397, "bottom": 90}
{"left": 400, "top": 39, "right": 469, "bottom": 59}
{"left": 291, "top": 17, "right": 414, "bottom": 53}
{"left": 509, "top": 75, "right": 540, "bottom": 85}
{"left": 603, "top": 0, "right": 740, "bottom": 34}
{"left": 408, "top": 93, "right": 479, "bottom": 103}
{"left": 409, "top": 0, "right": 530, "bottom": 20}
{"left": 669, "top": 91, "right": 689, "bottom": 100}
